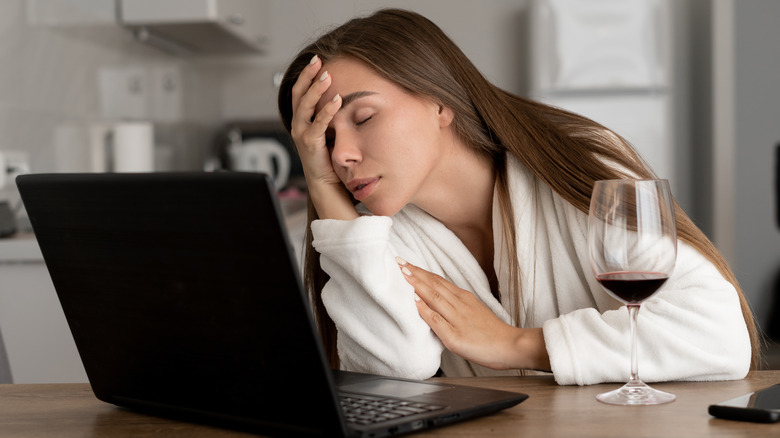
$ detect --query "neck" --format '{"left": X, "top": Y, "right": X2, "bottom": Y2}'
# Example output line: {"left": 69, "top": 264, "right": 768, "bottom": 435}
{"left": 413, "top": 140, "right": 496, "bottom": 241}
{"left": 413, "top": 138, "right": 498, "bottom": 292}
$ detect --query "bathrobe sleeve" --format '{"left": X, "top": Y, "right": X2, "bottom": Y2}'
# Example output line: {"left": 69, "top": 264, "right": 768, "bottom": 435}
{"left": 310, "top": 216, "right": 444, "bottom": 380}
{"left": 499, "top": 152, "right": 752, "bottom": 385}
{"left": 541, "top": 210, "right": 752, "bottom": 386}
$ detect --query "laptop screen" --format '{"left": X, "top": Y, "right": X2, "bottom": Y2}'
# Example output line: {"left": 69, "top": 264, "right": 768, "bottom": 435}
{"left": 18, "top": 172, "right": 347, "bottom": 435}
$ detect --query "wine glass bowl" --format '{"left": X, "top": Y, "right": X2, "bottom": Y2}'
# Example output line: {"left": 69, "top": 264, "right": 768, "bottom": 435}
{"left": 588, "top": 179, "right": 677, "bottom": 405}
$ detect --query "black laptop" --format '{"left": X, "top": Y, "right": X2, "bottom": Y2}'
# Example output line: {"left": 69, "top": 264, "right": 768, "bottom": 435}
{"left": 16, "top": 172, "right": 527, "bottom": 437}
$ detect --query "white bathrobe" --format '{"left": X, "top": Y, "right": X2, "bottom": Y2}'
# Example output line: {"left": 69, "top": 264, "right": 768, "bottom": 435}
{"left": 310, "top": 156, "right": 751, "bottom": 385}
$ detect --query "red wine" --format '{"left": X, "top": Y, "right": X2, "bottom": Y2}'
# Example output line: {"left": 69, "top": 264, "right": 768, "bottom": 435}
{"left": 596, "top": 271, "right": 668, "bottom": 303}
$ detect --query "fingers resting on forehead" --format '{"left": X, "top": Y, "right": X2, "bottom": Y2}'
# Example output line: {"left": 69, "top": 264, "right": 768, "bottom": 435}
{"left": 289, "top": 55, "right": 343, "bottom": 148}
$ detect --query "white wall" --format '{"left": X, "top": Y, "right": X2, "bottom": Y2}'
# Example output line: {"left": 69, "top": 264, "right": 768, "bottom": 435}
{"left": 214, "top": 0, "right": 533, "bottom": 121}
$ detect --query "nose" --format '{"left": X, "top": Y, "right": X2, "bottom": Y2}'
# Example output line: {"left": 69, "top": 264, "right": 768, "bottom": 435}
{"left": 330, "top": 132, "right": 362, "bottom": 169}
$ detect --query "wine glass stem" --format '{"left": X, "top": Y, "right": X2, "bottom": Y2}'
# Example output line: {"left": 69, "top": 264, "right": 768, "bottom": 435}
{"left": 628, "top": 304, "right": 641, "bottom": 384}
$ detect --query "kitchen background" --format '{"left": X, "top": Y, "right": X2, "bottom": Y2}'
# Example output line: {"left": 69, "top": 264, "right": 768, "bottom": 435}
{"left": 0, "top": 0, "right": 778, "bottom": 382}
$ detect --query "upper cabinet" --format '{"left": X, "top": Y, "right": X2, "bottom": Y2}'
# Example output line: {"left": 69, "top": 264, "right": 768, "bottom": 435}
{"left": 27, "top": 0, "right": 270, "bottom": 55}
{"left": 118, "top": 0, "right": 270, "bottom": 55}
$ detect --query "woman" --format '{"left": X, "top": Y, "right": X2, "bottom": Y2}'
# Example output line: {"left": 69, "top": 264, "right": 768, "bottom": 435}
{"left": 277, "top": 8, "right": 758, "bottom": 385}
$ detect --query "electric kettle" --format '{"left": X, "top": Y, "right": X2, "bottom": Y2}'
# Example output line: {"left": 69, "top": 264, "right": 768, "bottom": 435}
{"left": 228, "top": 138, "right": 291, "bottom": 190}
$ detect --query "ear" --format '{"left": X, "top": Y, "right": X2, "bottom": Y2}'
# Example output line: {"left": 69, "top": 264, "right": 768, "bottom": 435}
{"left": 437, "top": 104, "right": 455, "bottom": 128}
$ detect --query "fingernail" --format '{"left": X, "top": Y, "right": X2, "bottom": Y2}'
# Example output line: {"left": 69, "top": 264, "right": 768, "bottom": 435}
{"left": 401, "top": 266, "right": 412, "bottom": 276}
{"left": 309, "top": 54, "right": 319, "bottom": 65}
{"left": 414, "top": 293, "right": 421, "bottom": 302}
{"left": 332, "top": 93, "right": 340, "bottom": 102}
{"left": 319, "top": 71, "right": 329, "bottom": 82}
{"left": 395, "top": 256, "right": 408, "bottom": 266}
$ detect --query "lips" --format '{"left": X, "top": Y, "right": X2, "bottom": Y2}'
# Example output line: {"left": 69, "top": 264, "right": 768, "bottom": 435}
{"left": 347, "top": 177, "right": 379, "bottom": 201}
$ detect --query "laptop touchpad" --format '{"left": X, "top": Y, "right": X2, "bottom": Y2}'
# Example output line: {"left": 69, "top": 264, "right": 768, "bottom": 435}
{"left": 341, "top": 378, "right": 452, "bottom": 398}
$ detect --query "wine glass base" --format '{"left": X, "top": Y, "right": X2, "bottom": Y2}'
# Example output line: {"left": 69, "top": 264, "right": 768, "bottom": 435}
{"left": 596, "top": 380, "right": 676, "bottom": 406}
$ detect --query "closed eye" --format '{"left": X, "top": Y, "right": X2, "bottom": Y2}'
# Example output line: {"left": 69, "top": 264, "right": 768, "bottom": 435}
{"left": 356, "top": 116, "right": 372, "bottom": 126}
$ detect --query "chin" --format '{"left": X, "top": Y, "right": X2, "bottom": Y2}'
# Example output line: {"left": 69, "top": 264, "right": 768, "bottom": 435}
{"left": 361, "top": 201, "right": 404, "bottom": 218}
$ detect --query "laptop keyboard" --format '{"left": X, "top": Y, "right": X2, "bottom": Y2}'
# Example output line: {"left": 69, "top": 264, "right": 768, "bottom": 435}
{"left": 340, "top": 394, "right": 447, "bottom": 425}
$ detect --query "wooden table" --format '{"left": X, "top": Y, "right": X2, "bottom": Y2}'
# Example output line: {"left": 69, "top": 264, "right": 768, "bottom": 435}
{"left": 1, "top": 371, "right": 778, "bottom": 437}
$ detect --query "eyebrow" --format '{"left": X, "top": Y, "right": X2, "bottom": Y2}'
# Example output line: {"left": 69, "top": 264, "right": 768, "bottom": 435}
{"left": 339, "top": 91, "right": 378, "bottom": 109}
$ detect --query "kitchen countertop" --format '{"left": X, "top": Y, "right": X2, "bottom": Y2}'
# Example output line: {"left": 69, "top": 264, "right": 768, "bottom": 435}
{"left": 0, "top": 232, "right": 43, "bottom": 264}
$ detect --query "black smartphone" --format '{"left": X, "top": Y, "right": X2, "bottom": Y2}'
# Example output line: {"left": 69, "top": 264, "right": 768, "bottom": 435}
{"left": 709, "top": 384, "right": 780, "bottom": 423}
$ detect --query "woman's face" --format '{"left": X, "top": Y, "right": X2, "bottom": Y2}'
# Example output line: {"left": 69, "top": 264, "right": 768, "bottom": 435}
{"left": 314, "top": 57, "right": 457, "bottom": 217}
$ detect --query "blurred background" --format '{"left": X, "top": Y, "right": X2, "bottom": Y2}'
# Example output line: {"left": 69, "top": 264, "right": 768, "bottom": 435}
{"left": 0, "top": 0, "right": 778, "bottom": 382}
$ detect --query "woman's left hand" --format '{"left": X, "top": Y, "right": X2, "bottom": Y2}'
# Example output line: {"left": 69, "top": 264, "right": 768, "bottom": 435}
{"left": 396, "top": 258, "right": 551, "bottom": 372}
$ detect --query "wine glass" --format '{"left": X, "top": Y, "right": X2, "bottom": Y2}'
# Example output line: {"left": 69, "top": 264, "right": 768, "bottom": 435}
{"left": 588, "top": 179, "right": 677, "bottom": 405}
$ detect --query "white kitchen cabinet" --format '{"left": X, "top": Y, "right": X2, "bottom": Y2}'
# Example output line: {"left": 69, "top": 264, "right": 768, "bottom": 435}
{"left": 530, "top": 0, "right": 677, "bottom": 195}
{"left": 119, "top": 0, "right": 270, "bottom": 54}
{"left": 0, "top": 235, "right": 87, "bottom": 383}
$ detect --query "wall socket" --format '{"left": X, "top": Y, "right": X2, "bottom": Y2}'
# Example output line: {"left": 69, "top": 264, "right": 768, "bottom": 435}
{"left": 149, "top": 66, "right": 182, "bottom": 122}
{"left": 98, "top": 65, "right": 182, "bottom": 121}
{"left": 98, "top": 66, "right": 148, "bottom": 120}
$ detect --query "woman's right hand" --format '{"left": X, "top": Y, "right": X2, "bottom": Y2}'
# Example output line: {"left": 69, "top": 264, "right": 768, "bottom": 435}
{"left": 289, "top": 55, "right": 359, "bottom": 221}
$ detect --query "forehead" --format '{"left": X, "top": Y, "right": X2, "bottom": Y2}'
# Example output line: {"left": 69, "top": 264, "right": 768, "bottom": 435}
{"left": 315, "top": 58, "right": 394, "bottom": 111}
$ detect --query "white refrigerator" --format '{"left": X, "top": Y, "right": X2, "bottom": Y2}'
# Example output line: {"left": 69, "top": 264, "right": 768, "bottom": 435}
{"left": 529, "top": 0, "right": 674, "bottom": 190}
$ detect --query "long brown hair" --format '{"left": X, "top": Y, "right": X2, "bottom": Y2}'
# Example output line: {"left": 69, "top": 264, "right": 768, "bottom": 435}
{"left": 277, "top": 8, "right": 760, "bottom": 370}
